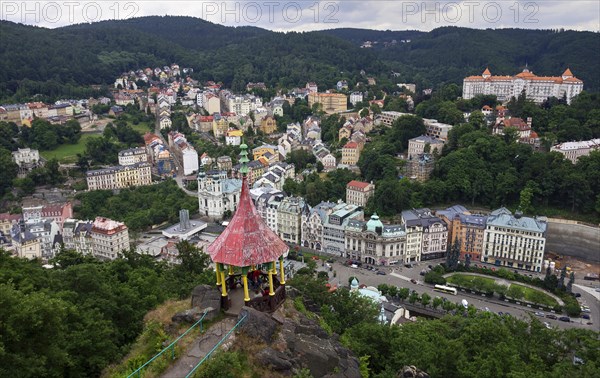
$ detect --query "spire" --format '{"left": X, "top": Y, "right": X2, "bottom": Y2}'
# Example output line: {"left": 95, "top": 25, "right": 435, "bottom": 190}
{"left": 562, "top": 68, "right": 573, "bottom": 78}
{"left": 239, "top": 142, "right": 249, "bottom": 176}
{"left": 482, "top": 67, "right": 491, "bottom": 78}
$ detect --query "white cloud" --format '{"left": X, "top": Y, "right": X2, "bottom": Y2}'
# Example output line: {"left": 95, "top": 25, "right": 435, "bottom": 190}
{"left": 0, "top": 1, "right": 598, "bottom": 32}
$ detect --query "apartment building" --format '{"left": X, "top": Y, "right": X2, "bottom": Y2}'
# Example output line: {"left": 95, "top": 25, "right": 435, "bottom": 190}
{"left": 90, "top": 217, "right": 130, "bottom": 260}
{"left": 345, "top": 214, "right": 407, "bottom": 266}
{"left": 346, "top": 180, "right": 375, "bottom": 208}
{"left": 86, "top": 162, "right": 152, "bottom": 190}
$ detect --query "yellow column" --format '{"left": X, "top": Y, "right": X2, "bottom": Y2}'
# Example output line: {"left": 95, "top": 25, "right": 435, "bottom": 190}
{"left": 242, "top": 266, "right": 250, "bottom": 302}
{"left": 242, "top": 276, "right": 250, "bottom": 301}
{"left": 219, "top": 264, "right": 227, "bottom": 297}
{"left": 228, "top": 265, "right": 234, "bottom": 276}
{"left": 215, "top": 263, "right": 221, "bottom": 286}
{"left": 279, "top": 257, "right": 286, "bottom": 285}
{"left": 268, "top": 261, "right": 275, "bottom": 296}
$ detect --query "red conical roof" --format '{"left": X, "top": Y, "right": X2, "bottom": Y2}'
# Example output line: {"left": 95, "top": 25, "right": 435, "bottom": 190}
{"left": 207, "top": 176, "right": 288, "bottom": 266}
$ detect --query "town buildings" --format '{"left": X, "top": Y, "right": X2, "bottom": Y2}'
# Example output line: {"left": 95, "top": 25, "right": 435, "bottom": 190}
{"left": 481, "top": 208, "right": 547, "bottom": 272}
{"left": 402, "top": 209, "right": 448, "bottom": 260}
{"left": 341, "top": 141, "right": 361, "bottom": 165}
{"left": 550, "top": 138, "right": 600, "bottom": 163}
{"left": 225, "top": 129, "right": 243, "bottom": 146}
{"left": 437, "top": 205, "right": 488, "bottom": 262}
{"left": 11, "top": 148, "right": 43, "bottom": 177}
{"left": 252, "top": 187, "right": 285, "bottom": 233}
{"left": 346, "top": 180, "right": 375, "bottom": 208}
{"left": 377, "top": 111, "right": 411, "bottom": 127}
{"left": 349, "top": 92, "right": 364, "bottom": 106}
{"left": 405, "top": 154, "right": 435, "bottom": 182}
{"left": 90, "top": 217, "right": 130, "bottom": 260}
{"left": 197, "top": 170, "right": 242, "bottom": 218}
{"left": 423, "top": 119, "right": 453, "bottom": 141}
{"left": 407, "top": 136, "right": 445, "bottom": 159}
{"left": 463, "top": 67, "right": 584, "bottom": 105}
{"left": 301, "top": 201, "right": 336, "bottom": 251}
{"left": 168, "top": 131, "right": 199, "bottom": 175}
{"left": 10, "top": 225, "right": 42, "bottom": 259}
{"left": 118, "top": 147, "right": 148, "bottom": 166}
{"left": 345, "top": 214, "right": 407, "bottom": 265}
{"left": 323, "top": 202, "right": 364, "bottom": 256}
{"left": 277, "top": 197, "right": 305, "bottom": 244}
{"left": 308, "top": 92, "right": 347, "bottom": 114}
{"left": 86, "top": 162, "right": 152, "bottom": 190}
{"left": 259, "top": 116, "right": 278, "bottom": 134}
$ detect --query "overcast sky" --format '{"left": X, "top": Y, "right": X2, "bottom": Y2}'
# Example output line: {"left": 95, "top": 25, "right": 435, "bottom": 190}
{"left": 1, "top": 1, "right": 599, "bottom": 32}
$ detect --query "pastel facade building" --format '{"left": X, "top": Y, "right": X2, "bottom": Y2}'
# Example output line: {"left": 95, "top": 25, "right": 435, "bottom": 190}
{"left": 482, "top": 208, "right": 547, "bottom": 272}
{"left": 402, "top": 208, "right": 448, "bottom": 260}
{"left": 90, "top": 217, "right": 130, "bottom": 260}
{"left": 118, "top": 147, "right": 148, "bottom": 166}
{"left": 308, "top": 92, "right": 347, "bottom": 114}
{"left": 345, "top": 214, "right": 407, "bottom": 266}
{"left": 197, "top": 170, "right": 242, "bottom": 218}
{"left": 346, "top": 180, "right": 375, "bottom": 208}
{"left": 86, "top": 163, "right": 152, "bottom": 191}
{"left": 550, "top": 139, "right": 600, "bottom": 163}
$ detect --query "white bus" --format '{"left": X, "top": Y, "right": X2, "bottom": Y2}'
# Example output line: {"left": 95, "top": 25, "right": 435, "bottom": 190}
{"left": 433, "top": 284, "right": 458, "bottom": 295}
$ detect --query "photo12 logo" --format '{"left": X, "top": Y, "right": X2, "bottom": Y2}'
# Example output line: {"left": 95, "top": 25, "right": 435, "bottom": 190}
{"left": 399, "top": 1, "right": 540, "bottom": 25}
{"left": 1, "top": 1, "right": 141, "bottom": 25}
{"left": 197, "top": 1, "right": 340, "bottom": 24}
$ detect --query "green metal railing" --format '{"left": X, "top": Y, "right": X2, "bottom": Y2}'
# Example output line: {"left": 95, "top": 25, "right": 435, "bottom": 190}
{"left": 128, "top": 311, "right": 209, "bottom": 378}
{"left": 185, "top": 314, "right": 248, "bottom": 378}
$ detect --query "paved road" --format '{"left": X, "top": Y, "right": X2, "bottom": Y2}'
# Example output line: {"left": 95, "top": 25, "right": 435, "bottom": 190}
{"left": 292, "top": 256, "right": 597, "bottom": 331}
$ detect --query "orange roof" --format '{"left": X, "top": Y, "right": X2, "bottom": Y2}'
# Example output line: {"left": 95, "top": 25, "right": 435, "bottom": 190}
{"left": 562, "top": 68, "right": 573, "bottom": 77}
{"left": 347, "top": 180, "right": 371, "bottom": 189}
{"left": 344, "top": 141, "right": 359, "bottom": 149}
{"left": 483, "top": 68, "right": 491, "bottom": 75}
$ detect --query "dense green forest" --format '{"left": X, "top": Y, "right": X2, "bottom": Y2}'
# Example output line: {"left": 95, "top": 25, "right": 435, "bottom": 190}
{"left": 1, "top": 17, "right": 599, "bottom": 101}
{"left": 74, "top": 180, "right": 199, "bottom": 231}
{"left": 0, "top": 244, "right": 213, "bottom": 377}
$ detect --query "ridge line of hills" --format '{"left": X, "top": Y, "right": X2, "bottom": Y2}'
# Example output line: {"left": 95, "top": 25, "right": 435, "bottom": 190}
{"left": 1, "top": 16, "right": 599, "bottom": 101}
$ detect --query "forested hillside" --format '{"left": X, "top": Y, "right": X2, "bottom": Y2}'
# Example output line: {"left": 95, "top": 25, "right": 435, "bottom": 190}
{"left": 1, "top": 17, "right": 599, "bottom": 102}
{"left": 322, "top": 27, "right": 600, "bottom": 89}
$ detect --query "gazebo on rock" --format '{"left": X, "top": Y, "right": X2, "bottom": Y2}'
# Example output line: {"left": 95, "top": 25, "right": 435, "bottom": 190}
{"left": 207, "top": 143, "right": 289, "bottom": 312}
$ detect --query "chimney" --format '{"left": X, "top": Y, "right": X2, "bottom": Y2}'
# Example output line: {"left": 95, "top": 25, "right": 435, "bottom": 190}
{"left": 179, "top": 209, "right": 190, "bottom": 231}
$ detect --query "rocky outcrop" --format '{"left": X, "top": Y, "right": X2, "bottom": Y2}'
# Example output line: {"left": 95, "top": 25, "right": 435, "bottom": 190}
{"left": 398, "top": 365, "right": 430, "bottom": 378}
{"left": 191, "top": 284, "right": 221, "bottom": 320}
{"left": 238, "top": 306, "right": 361, "bottom": 378}
{"left": 172, "top": 285, "right": 221, "bottom": 323}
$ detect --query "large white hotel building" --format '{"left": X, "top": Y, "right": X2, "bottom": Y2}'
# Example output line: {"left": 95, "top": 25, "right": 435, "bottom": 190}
{"left": 463, "top": 67, "right": 583, "bottom": 104}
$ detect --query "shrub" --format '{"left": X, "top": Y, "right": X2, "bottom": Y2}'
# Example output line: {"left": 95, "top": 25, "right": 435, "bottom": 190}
{"left": 424, "top": 271, "right": 446, "bottom": 285}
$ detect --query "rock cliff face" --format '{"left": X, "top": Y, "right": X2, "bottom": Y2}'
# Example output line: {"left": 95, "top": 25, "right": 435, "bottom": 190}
{"left": 238, "top": 306, "right": 362, "bottom": 378}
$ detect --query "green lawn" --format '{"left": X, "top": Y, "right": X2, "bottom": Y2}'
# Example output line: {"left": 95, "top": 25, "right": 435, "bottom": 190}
{"left": 510, "top": 284, "right": 558, "bottom": 307}
{"left": 446, "top": 274, "right": 496, "bottom": 287}
{"left": 41, "top": 133, "right": 100, "bottom": 163}
{"left": 130, "top": 122, "right": 154, "bottom": 135}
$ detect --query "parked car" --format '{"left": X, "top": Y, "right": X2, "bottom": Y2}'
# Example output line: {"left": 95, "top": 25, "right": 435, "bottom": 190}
{"left": 350, "top": 264, "right": 358, "bottom": 269}
{"left": 573, "top": 292, "right": 582, "bottom": 298}
{"left": 419, "top": 270, "right": 426, "bottom": 276}
{"left": 377, "top": 271, "right": 386, "bottom": 275}
{"left": 534, "top": 312, "right": 545, "bottom": 317}
{"left": 410, "top": 278, "right": 417, "bottom": 284}
{"left": 558, "top": 316, "right": 571, "bottom": 322}
{"left": 405, "top": 264, "right": 413, "bottom": 268}
{"left": 546, "top": 314, "right": 557, "bottom": 320}
{"left": 326, "top": 258, "right": 335, "bottom": 263}
{"left": 543, "top": 322, "right": 552, "bottom": 329}
{"left": 582, "top": 314, "right": 590, "bottom": 320}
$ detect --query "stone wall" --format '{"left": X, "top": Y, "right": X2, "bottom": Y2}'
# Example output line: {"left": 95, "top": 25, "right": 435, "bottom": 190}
{"left": 546, "top": 219, "right": 600, "bottom": 263}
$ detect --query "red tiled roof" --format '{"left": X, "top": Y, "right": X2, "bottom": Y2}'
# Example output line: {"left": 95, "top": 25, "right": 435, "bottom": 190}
{"left": 347, "top": 180, "right": 371, "bottom": 189}
{"left": 207, "top": 176, "right": 288, "bottom": 266}
{"left": 343, "top": 141, "right": 359, "bottom": 149}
